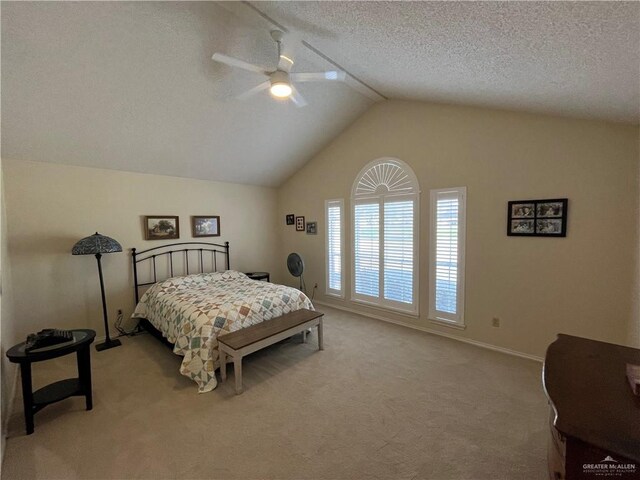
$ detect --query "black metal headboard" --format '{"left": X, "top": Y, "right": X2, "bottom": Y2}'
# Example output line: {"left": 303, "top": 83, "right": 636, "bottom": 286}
{"left": 132, "top": 241, "right": 230, "bottom": 304}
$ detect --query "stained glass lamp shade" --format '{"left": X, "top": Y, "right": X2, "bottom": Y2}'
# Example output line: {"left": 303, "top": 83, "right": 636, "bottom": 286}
{"left": 72, "top": 232, "right": 122, "bottom": 255}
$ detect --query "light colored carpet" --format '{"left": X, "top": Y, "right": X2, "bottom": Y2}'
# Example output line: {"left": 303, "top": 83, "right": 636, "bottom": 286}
{"left": 2, "top": 306, "right": 548, "bottom": 480}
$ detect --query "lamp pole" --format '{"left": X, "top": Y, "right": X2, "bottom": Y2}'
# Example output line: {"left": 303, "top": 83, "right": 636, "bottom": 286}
{"left": 94, "top": 252, "right": 121, "bottom": 351}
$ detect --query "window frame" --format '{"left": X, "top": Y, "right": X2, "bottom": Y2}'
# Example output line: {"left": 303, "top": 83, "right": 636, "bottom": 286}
{"left": 428, "top": 186, "right": 467, "bottom": 328}
{"left": 325, "top": 198, "right": 345, "bottom": 298}
{"left": 350, "top": 158, "right": 419, "bottom": 316}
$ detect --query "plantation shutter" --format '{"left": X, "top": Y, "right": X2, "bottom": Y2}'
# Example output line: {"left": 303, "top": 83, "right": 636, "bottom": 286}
{"left": 354, "top": 203, "right": 379, "bottom": 297}
{"left": 351, "top": 158, "right": 419, "bottom": 315}
{"left": 429, "top": 188, "right": 466, "bottom": 326}
{"left": 383, "top": 200, "right": 414, "bottom": 304}
{"left": 326, "top": 200, "right": 343, "bottom": 296}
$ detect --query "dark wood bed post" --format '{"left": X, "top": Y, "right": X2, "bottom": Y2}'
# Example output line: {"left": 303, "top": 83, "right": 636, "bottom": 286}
{"left": 132, "top": 247, "right": 139, "bottom": 304}
{"left": 225, "top": 241, "right": 230, "bottom": 270}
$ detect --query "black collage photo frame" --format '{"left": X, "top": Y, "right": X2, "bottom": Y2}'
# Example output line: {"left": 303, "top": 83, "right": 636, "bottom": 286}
{"left": 507, "top": 198, "right": 568, "bottom": 237}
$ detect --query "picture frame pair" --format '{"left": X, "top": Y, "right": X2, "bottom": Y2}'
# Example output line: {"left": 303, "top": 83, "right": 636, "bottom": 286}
{"left": 144, "top": 215, "right": 220, "bottom": 240}
{"left": 507, "top": 199, "right": 568, "bottom": 237}
{"left": 287, "top": 214, "right": 305, "bottom": 231}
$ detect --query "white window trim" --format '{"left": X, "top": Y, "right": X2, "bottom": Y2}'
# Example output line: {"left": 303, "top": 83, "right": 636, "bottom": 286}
{"left": 350, "top": 158, "right": 420, "bottom": 316}
{"left": 325, "top": 199, "right": 345, "bottom": 298}
{"left": 428, "top": 186, "right": 466, "bottom": 328}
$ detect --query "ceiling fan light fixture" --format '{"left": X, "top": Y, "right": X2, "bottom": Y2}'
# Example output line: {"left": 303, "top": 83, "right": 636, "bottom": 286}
{"left": 269, "top": 71, "right": 292, "bottom": 98}
{"left": 270, "top": 82, "right": 292, "bottom": 98}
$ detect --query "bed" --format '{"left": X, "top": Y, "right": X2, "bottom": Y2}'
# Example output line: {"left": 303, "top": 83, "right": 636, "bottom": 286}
{"left": 131, "top": 242, "right": 313, "bottom": 392}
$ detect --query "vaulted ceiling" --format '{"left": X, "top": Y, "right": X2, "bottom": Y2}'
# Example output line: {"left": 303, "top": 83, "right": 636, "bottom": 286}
{"left": 2, "top": 2, "right": 638, "bottom": 188}
{"left": 258, "top": 1, "right": 639, "bottom": 124}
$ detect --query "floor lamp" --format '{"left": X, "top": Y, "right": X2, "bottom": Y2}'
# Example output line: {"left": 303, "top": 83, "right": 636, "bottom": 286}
{"left": 72, "top": 232, "right": 123, "bottom": 351}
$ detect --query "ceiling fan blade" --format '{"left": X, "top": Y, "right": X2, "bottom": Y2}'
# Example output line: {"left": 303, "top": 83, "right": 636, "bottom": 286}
{"left": 290, "top": 71, "right": 347, "bottom": 82}
{"left": 211, "top": 53, "right": 268, "bottom": 76}
{"left": 237, "top": 81, "right": 271, "bottom": 100}
{"left": 290, "top": 86, "right": 307, "bottom": 107}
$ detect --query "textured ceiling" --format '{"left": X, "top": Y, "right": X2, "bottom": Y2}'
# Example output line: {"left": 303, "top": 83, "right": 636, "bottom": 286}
{"left": 2, "top": 2, "right": 638, "bottom": 190}
{"left": 1, "top": 2, "right": 372, "bottom": 187}
{"left": 259, "top": 1, "right": 639, "bottom": 124}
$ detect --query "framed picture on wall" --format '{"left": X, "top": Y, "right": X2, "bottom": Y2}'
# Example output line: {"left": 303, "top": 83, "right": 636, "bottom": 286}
{"left": 306, "top": 221, "right": 317, "bottom": 234}
{"left": 507, "top": 198, "right": 568, "bottom": 237}
{"left": 191, "top": 216, "right": 221, "bottom": 237}
{"left": 286, "top": 214, "right": 295, "bottom": 225}
{"left": 296, "top": 216, "right": 305, "bottom": 232}
{"left": 144, "top": 216, "right": 179, "bottom": 240}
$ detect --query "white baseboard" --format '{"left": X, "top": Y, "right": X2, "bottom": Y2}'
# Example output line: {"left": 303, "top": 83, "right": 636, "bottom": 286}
{"left": 314, "top": 300, "right": 543, "bottom": 363}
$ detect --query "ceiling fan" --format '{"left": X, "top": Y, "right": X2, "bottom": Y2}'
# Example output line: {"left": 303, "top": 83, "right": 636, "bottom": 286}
{"left": 211, "top": 30, "right": 346, "bottom": 107}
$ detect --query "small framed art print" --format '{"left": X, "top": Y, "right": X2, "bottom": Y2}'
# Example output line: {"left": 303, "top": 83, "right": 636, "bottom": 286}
{"left": 296, "top": 216, "right": 305, "bottom": 232}
{"left": 192, "top": 216, "right": 220, "bottom": 237}
{"left": 286, "top": 214, "right": 295, "bottom": 225}
{"left": 507, "top": 198, "right": 568, "bottom": 237}
{"left": 144, "top": 216, "right": 180, "bottom": 240}
{"left": 306, "top": 221, "right": 317, "bottom": 235}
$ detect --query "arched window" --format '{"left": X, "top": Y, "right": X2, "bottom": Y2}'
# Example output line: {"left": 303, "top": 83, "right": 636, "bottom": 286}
{"left": 351, "top": 158, "right": 419, "bottom": 314}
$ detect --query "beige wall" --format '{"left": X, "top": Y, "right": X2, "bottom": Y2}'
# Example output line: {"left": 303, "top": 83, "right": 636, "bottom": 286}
{"left": 0, "top": 157, "right": 16, "bottom": 469}
{"left": 277, "top": 100, "right": 640, "bottom": 357}
{"left": 634, "top": 129, "right": 640, "bottom": 348}
{"left": 2, "top": 160, "right": 278, "bottom": 342}
{"left": 2, "top": 102, "right": 638, "bottom": 366}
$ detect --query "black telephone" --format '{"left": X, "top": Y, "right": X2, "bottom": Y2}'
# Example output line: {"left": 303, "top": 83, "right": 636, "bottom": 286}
{"left": 25, "top": 329, "right": 73, "bottom": 352}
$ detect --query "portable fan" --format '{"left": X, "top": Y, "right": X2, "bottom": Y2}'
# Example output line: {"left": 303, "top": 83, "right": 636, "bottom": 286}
{"left": 287, "top": 252, "right": 306, "bottom": 292}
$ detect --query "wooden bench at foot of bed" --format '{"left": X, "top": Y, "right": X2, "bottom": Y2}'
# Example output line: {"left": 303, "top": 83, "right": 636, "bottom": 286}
{"left": 218, "top": 308, "right": 324, "bottom": 394}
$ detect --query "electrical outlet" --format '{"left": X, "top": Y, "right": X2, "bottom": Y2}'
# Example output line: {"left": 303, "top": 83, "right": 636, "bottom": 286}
{"left": 492, "top": 317, "right": 500, "bottom": 327}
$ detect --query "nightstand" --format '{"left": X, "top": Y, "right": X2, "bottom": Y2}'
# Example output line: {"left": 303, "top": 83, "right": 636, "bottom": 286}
{"left": 244, "top": 272, "right": 270, "bottom": 282}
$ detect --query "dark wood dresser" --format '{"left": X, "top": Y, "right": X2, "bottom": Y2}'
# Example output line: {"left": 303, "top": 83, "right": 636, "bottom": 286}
{"left": 543, "top": 334, "right": 640, "bottom": 479}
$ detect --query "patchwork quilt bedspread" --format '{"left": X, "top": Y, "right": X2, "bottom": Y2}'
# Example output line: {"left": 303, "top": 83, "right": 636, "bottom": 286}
{"left": 132, "top": 270, "right": 313, "bottom": 392}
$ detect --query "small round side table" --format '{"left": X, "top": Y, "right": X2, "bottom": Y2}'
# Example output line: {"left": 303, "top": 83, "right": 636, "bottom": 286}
{"left": 6, "top": 329, "right": 96, "bottom": 435}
